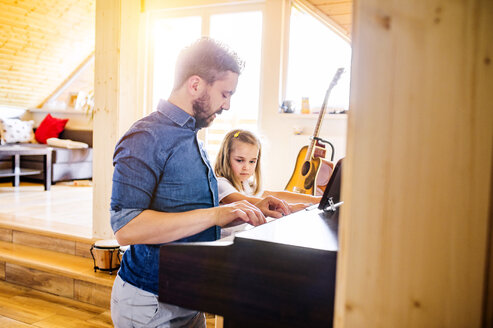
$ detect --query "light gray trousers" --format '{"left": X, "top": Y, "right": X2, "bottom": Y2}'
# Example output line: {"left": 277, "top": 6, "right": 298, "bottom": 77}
{"left": 111, "top": 275, "right": 206, "bottom": 328}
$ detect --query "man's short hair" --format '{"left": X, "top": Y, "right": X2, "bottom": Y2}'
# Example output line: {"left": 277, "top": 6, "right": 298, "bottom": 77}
{"left": 173, "top": 37, "right": 244, "bottom": 90}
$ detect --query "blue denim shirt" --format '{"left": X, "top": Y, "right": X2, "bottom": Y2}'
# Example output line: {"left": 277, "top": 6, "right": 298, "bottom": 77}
{"left": 110, "top": 99, "right": 220, "bottom": 295}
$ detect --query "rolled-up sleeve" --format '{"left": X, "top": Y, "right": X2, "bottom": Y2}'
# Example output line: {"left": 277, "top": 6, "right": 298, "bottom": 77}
{"left": 110, "top": 130, "right": 162, "bottom": 233}
{"left": 110, "top": 208, "right": 143, "bottom": 233}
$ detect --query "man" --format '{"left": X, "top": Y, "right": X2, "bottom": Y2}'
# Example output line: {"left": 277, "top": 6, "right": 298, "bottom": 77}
{"left": 110, "top": 38, "right": 290, "bottom": 327}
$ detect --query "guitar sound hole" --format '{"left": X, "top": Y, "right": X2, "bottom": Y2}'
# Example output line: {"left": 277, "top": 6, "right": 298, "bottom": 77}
{"left": 301, "top": 161, "right": 310, "bottom": 176}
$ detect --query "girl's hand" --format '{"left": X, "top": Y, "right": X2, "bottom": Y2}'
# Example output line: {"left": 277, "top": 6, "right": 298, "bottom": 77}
{"left": 288, "top": 203, "right": 311, "bottom": 213}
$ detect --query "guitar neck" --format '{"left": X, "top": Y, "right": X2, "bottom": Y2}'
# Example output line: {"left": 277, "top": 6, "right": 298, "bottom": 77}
{"left": 303, "top": 67, "right": 344, "bottom": 162}
{"left": 304, "top": 105, "right": 327, "bottom": 161}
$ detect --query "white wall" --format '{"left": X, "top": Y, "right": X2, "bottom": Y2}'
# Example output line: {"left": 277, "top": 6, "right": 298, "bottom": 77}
{"left": 23, "top": 109, "right": 93, "bottom": 130}
{"left": 0, "top": 107, "right": 27, "bottom": 119}
{"left": 257, "top": 0, "right": 347, "bottom": 190}
{"left": 260, "top": 114, "right": 347, "bottom": 190}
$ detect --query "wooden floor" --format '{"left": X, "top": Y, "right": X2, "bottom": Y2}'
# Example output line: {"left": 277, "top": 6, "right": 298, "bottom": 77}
{"left": 0, "top": 181, "right": 218, "bottom": 328}
{"left": 0, "top": 278, "right": 215, "bottom": 327}
{"left": 0, "top": 279, "right": 112, "bottom": 327}
{"left": 0, "top": 181, "right": 93, "bottom": 239}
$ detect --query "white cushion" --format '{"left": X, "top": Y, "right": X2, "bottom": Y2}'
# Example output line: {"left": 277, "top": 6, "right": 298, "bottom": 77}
{"left": 0, "top": 118, "right": 35, "bottom": 144}
{"left": 46, "top": 137, "right": 88, "bottom": 149}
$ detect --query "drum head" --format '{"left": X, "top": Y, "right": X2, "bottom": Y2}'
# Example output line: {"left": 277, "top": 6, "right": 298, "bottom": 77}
{"left": 93, "top": 239, "right": 120, "bottom": 249}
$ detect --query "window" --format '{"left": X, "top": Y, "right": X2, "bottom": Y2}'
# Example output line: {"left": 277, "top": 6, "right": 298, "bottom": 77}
{"left": 149, "top": 6, "right": 263, "bottom": 163}
{"left": 284, "top": 5, "right": 351, "bottom": 113}
{"left": 207, "top": 11, "right": 263, "bottom": 158}
{"left": 152, "top": 16, "right": 202, "bottom": 111}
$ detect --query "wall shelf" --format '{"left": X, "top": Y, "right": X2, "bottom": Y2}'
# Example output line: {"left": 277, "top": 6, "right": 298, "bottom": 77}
{"left": 278, "top": 113, "right": 348, "bottom": 120}
{"left": 25, "top": 108, "right": 93, "bottom": 131}
{"left": 28, "top": 108, "right": 88, "bottom": 115}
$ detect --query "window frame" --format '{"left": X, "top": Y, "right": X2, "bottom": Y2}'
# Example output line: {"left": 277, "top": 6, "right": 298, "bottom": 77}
{"left": 145, "top": 2, "right": 266, "bottom": 116}
{"left": 280, "top": 0, "right": 351, "bottom": 105}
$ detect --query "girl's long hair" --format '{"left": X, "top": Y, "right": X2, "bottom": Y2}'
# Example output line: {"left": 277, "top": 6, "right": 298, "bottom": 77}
{"left": 214, "top": 129, "right": 262, "bottom": 195}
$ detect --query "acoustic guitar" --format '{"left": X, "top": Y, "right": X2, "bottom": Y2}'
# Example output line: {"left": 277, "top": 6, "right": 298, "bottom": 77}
{"left": 285, "top": 68, "right": 344, "bottom": 196}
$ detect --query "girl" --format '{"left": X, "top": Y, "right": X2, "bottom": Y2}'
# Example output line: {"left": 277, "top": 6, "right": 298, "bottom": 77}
{"left": 214, "top": 129, "right": 321, "bottom": 209}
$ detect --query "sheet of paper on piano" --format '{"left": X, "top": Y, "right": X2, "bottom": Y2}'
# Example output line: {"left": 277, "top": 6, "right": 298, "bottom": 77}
{"left": 220, "top": 217, "right": 275, "bottom": 241}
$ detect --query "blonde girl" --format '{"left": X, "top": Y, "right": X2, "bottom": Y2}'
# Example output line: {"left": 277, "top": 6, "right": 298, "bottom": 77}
{"left": 215, "top": 129, "right": 321, "bottom": 207}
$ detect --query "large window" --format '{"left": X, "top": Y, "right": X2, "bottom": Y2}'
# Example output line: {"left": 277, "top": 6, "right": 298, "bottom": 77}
{"left": 152, "top": 16, "right": 202, "bottom": 111}
{"left": 149, "top": 5, "right": 263, "bottom": 163}
{"left": 285, "top": 5, "right": 351, "bottom": 113}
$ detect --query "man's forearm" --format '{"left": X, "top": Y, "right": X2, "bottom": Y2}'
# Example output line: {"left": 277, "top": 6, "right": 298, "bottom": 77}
{"left": 114, "top": 208, "right": 216, "bottom": 246}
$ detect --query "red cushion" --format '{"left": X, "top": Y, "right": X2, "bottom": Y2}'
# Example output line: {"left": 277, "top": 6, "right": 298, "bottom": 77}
{"left": 35, "top": 114, "right": 69, "bottom": 144}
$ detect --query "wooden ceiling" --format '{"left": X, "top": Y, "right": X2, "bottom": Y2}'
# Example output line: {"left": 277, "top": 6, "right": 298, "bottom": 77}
{"left": 0, "top": 0, "right": 350, "bottom": 110}
{"left": 306, "top": 0, "right": 352, "bottom": 36}
{"left": 0, "top": 0, "right": 95, "bottom": 110}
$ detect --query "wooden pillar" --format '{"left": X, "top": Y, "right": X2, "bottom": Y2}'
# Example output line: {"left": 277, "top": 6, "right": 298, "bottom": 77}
{"left": 93, "top": 0, "right": 143, "bottom": 239}
{"left": 335, "top": 0, "right": 493, "bottom": 327}
{"left": 258, "top": 0, "right": 290, "bottom": 189}
{"left": 486, "top": 164, "right": 493, "bottom": 327}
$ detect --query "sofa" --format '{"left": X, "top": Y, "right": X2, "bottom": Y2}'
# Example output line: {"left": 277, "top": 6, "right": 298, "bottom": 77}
{"left": 0, "top": 129, "right": 93, "bottom": 183}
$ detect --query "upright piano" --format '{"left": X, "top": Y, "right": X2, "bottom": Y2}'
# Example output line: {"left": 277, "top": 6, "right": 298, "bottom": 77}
{"left": 159, "top": 160, "right": 343, "bottom": 328}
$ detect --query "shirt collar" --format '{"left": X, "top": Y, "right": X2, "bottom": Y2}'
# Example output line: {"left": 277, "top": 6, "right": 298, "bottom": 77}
{"left": 156, "top": 99, "right": 197, "bottom": 130}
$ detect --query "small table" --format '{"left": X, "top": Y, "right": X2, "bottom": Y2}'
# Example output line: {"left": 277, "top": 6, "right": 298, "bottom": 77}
{"left": 0, "top": 145, "right": 52, "bottom": 191}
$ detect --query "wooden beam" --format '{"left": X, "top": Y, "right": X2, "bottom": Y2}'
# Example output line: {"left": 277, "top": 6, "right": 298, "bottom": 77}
{"left": 292, "top": 0, "right": 350, "bottom": 42}
{"left": 93, "top": 0, "right": 143, "bottom": 239}
{"left": 485, "top": 158, "right": 493, "bottom": 327}
{"left": 335, "top": 0, "right": 493, "bottom": 326}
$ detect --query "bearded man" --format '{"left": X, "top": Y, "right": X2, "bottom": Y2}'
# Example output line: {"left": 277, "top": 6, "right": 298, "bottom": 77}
{"left": 109, "top": 38, "right": 290, "bottom": 328}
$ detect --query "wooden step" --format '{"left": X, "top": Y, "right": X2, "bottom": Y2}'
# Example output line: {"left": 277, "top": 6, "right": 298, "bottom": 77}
{"left": 0, "top": 182, "right": 116, "bottom": 310}
{"left": 0, "top": 223, "right": 95, "bottom": 258}
{"left": 0, "top": 241, "right": 115, "bottom": 308}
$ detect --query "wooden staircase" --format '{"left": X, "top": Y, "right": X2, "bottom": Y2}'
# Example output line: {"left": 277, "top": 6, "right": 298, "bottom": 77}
{"left": 0, "top": 182, "right": 218, "bottom": 327}
{"left": 0, "top": 222, "right": 115, "bottom": 309}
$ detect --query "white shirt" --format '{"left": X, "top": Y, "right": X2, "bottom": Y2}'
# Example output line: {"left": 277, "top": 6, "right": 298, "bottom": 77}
{"left": 217, "top": 176, "right": 261, "bottom": 202}
{"left": 216, "top": 176, "right": 262, "bottom": 238}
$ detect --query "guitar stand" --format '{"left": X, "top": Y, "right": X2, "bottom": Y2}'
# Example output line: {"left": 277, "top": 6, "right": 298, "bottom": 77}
{"left": 310, "top": 137, "right": 335, "bottom": 161}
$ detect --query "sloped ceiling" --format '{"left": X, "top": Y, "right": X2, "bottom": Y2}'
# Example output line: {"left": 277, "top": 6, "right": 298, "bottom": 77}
{"left": 307, "top": 0, "right": 352, "bottom": 35}
{"left": 0, "top": 0, "right": 95, "bottom": 109}
{"left": 0, "top": 0, "right": 349, "bottom": 110}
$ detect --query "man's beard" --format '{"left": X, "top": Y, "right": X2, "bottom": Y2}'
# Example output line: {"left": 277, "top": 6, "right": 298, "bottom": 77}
{"left": 192, "top": 92, "right": 220, "bottom": 129}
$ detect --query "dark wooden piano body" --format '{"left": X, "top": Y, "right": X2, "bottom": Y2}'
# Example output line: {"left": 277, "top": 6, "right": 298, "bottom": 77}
{"left": 159, "top": 207, "right": 339, "bottom": 328}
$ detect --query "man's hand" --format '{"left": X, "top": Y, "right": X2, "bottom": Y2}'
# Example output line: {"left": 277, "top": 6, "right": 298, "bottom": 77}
{"left": 254, "top": 196, "right": 291, "bottom": 218}
{"left": 215, "top": 200, "right": 267, "bottom": 227}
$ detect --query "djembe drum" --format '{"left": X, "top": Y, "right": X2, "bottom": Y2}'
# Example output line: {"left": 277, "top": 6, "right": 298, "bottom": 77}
{"left": 90, "top": 239, "right": 121, "bottom": 275}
